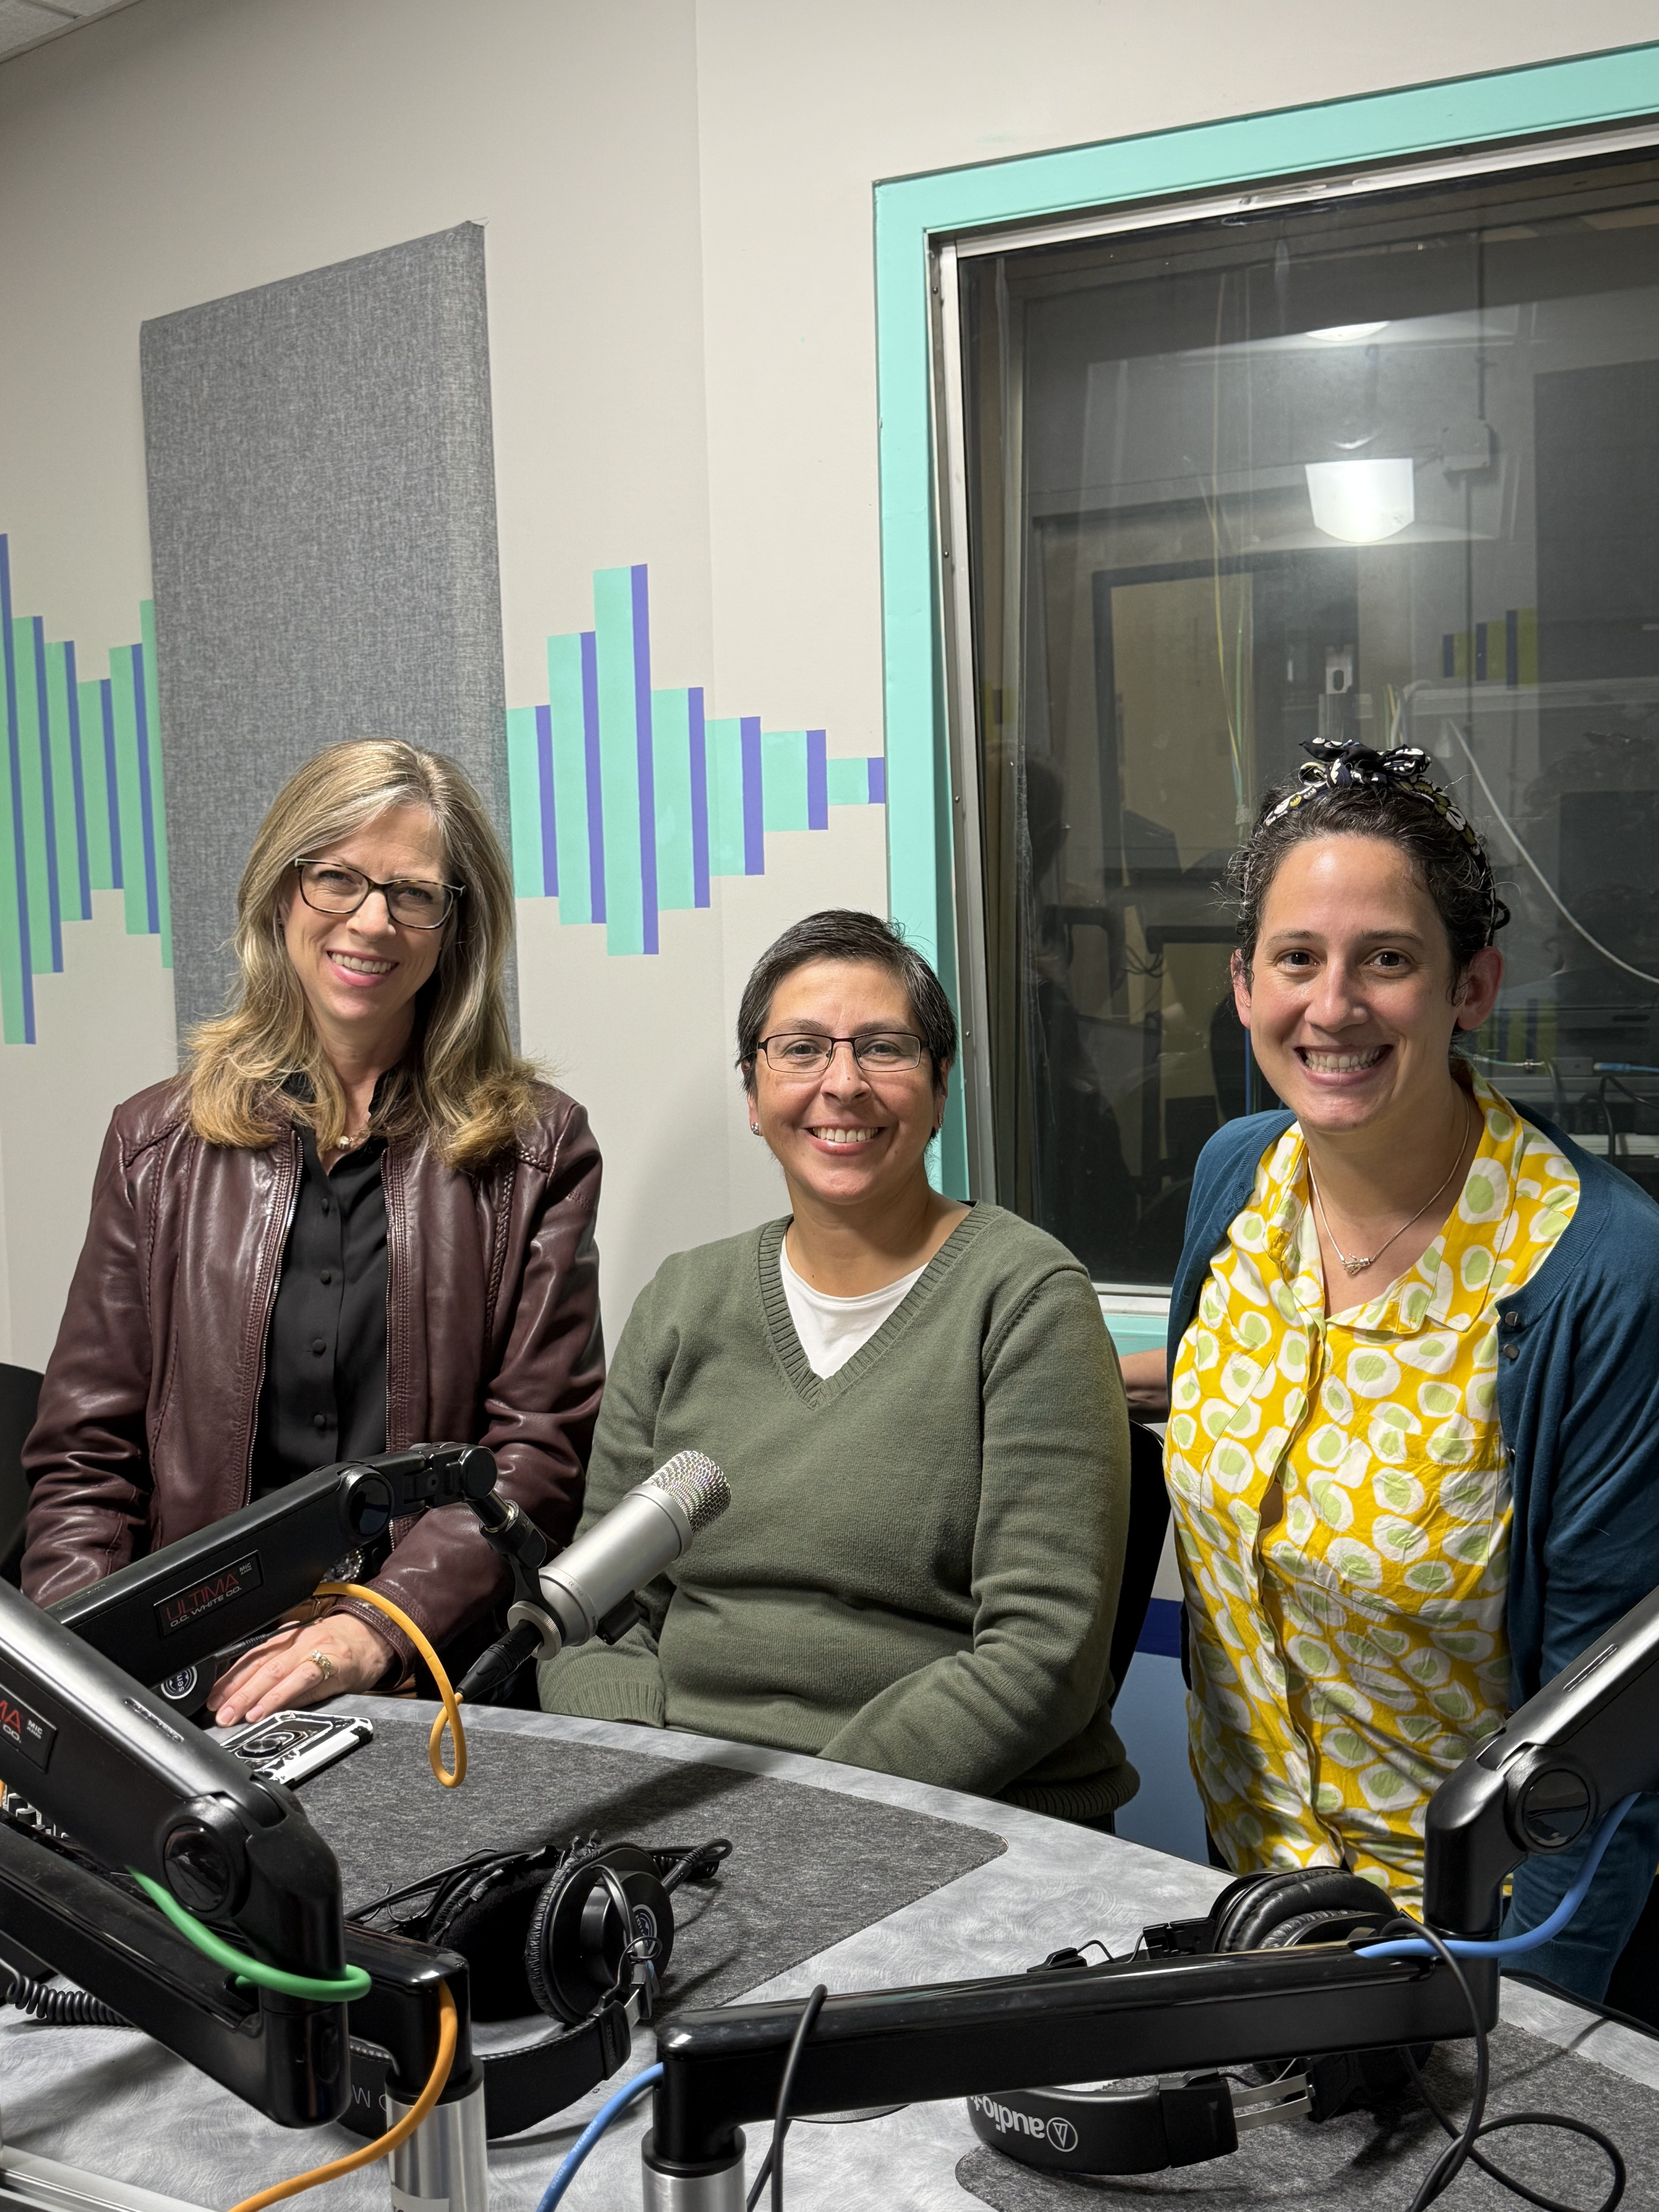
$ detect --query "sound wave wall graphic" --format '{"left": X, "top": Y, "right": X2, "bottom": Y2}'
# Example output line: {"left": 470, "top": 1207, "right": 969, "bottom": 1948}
{"left": 0, "top": 544, "right": 884, "bottom": 1042}
{"left": 505, "top": 564, "right": 884, "bottom": 956}
{"left": 0, "top": 536, "right": 171, "bottom": 1046}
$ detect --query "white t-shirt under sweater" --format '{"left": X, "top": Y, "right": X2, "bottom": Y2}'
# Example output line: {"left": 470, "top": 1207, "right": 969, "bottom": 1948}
{"left": 777, "top": 1237, "right": 927, "bottom": 1379}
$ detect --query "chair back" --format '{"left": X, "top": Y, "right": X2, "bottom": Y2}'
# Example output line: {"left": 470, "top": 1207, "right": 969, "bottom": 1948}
{"left": 1109, "top": 1419, "right": 1171, "bottom": 1699}
{"left": 0, "top": 1364, "right": 42, "bottom": 1585}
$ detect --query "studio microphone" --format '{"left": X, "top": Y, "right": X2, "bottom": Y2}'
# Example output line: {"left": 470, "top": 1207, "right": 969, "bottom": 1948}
{"left": 459, "top": 1452, "right": 729, "bottom": 1702}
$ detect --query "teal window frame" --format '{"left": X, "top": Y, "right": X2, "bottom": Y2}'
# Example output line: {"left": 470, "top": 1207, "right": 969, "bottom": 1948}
{"left": 874, "top": 40, "right": 1659, "bottom": 1199}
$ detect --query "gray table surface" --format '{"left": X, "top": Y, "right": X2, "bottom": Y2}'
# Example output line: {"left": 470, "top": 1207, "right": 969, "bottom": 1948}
{"left": 3, "top": 1700, "right": 1656, "bottom": 2212}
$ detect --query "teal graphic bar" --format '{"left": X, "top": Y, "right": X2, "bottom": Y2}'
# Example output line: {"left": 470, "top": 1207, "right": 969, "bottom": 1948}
{"left": 547, "top": 632, "right": 592, "bottom": 925}
{"left": 594, "top": 567, "right": 646, "bottom": 956}
{"left": 505, "top": 705, "right": 543, "bottom": 898}
{"left": 652, "top": 686, "right": 696, "bottom": 912}
{"left": 762, "top": 730, "right": 809, "bottom": 832}
{"left": 704, "top": 716, "right": 747, "bottom": 878}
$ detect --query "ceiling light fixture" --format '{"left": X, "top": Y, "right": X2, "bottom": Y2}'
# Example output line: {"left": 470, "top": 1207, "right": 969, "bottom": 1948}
{"left": 1305, "top": 459, "right": 1415, "bottom": 544}
{"left": 1308, "top": 321, "right": 1390, "bottom": 343}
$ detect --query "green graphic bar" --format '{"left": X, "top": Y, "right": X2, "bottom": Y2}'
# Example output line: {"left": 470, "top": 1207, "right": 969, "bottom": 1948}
{"left": 826, "top": 756, "right": 870, "bottom": 807}
{"left": 140, "top": 603, "right": 171, "bottom": 967}
{"left": 109, "top": 643, "right": 148, "bottom": 938}
{"left": 13, "top": 618, "right": 57, "bottom": 974}
{"left": 45, "top": 642, "right": 88, "bottom": 924}
{"left": 547, "top": 633, "right": 592, "bottom": 925}
{"left": 705, "top": 717, "right": 746, "bottom": 878}
{"left": 505, "top": 705, "right": 542, "bottom": 898}
{"left": 761, "top": 730, "right": 809, "bottom": 832}
{"left": 78, "top": 680, "right": 114, "bottom": 891}
{"left": 593, "top": 567, "right": 644, "bottom": 957}
{"left": 652, "top": 687, "right": 695, "bottom": 912}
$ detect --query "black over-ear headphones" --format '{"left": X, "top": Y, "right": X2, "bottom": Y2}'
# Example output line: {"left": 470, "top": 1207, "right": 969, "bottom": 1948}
{"left": 340, "top": 1832, "right": 732, "bottom": 2139}
{"left": 967, "top": 1864, "right": 1417, "bottom": 2178}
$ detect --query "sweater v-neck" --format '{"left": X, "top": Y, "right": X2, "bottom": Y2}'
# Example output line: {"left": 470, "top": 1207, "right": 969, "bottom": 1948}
{"left": 758, "top": 1204, "right": 989, "bottom": 1407}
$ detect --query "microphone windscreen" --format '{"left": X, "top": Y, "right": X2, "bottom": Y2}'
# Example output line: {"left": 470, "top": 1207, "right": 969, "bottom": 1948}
{"left": 645, "top": 1451, "right": 729, "bottom": 1532}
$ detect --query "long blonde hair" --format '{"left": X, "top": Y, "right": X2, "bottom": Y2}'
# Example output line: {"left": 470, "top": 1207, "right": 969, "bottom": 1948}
{"left": 186, "top": 740, "right": 541, "bottom": 1168}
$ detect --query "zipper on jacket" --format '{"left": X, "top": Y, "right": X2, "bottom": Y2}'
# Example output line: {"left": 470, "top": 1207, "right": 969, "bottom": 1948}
{"left": 237, "top": 1131, "right": 302, "bottom": 1510}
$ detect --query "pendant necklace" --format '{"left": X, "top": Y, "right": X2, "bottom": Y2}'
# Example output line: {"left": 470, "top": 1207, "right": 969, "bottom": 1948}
{"left": 1307, "top": 1101, "right": 1473, "bottom": 1281}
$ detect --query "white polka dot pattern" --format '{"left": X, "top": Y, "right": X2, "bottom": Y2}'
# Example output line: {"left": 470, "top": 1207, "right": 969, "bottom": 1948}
{"left": 1166, "top": 1076, "right": 1579, "bottom": 1905}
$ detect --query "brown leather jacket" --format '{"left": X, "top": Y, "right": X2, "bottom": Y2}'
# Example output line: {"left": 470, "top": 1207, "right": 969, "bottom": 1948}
{"left": 21, "top": 1078, "right": 605, "bottom": 1672}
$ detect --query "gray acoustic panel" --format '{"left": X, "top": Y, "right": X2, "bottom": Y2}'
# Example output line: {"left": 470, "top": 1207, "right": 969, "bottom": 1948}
{"left": 140, "top": 223, "right": 509, "bottom": 1041}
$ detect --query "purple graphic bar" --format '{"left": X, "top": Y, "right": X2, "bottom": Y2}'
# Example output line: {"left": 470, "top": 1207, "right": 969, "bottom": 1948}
{"left": 580, "top": 630, "right": 605, "bottom": 926}
{"left": 1, "top": 538, "right": 35, "bottom": 1039}
{"left": 131, "top": 642, "right": 159, "bottom": 936}
{"left": 867, "top": 755, "right": 886, "bottom": 805}
{"left": 32, "top": 619, "right": 62, "bottom": 969}
{"left": 632, "top": 565, "right": 658, "bottom": 956}
{"left": 806, "top": 729, "right": 828, "bottom": 830}
{"left": 64, "top": 639, "right": 89, "bottom": 917}
{"left": 689, "top": 686, "right": 709, "bottom": 908}
{"left": 101, "top": 680, "right": 121, "bottom": 890}
{"left": 534, "top": 704, "right": 558, "bottom": 897}
{"left": 740, "top": 717, "right": 764, "bottom": 876}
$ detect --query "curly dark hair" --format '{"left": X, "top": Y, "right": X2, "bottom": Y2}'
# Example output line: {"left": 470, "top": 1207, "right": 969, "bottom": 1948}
{"left": 736, "top": 910, "right": 957, "bottom": 1095}
{"left": 1231, "top": 741, "right": 1508, "bottom": 986}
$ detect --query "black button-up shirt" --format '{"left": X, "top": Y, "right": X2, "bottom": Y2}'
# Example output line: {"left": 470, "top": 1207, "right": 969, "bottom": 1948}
{"left": 250, "top": 1113, "right": 389, "bottom": 1499}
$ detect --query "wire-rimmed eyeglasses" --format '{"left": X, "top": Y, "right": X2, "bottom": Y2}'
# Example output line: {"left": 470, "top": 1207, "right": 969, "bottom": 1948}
{"left": 292, "top": 859, "right": 465, "bottom": 932}
{"left": 756, "top": 1032, "right": 925, "bottom": 1077}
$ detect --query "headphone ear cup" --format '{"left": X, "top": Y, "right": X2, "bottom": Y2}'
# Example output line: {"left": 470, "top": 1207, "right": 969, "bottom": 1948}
{"left": 525, "top": 1843, "right": 675, "bottom": 2025}
{"left": 1210, "top": 1867, "right": 1396, "bottom": 1954}
{"left": 424, "top": 1861, "right": 562, "bottom": 2020}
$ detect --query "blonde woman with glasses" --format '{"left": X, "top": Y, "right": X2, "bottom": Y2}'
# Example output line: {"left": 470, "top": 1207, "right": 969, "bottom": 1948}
{"left": 22, "top": 740, "right": 604, "bottom": 1722}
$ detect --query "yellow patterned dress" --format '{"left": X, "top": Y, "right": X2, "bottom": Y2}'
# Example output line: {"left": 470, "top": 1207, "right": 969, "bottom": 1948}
{"left": 1166, "top": 1075, "right": 1579, "bottom": 1904}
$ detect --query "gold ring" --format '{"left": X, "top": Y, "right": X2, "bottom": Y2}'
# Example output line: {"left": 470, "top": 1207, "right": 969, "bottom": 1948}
{"left": 309, "top": 1650, "right": 335, "bottom": 1682}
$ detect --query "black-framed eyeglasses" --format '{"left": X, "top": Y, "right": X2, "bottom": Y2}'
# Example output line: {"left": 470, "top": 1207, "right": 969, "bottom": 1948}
{"left": 292, "top": 858, "right": 465, "bottom": 931}
{"left": 756, "top": 1031, "right": 926, "bottom": 1077}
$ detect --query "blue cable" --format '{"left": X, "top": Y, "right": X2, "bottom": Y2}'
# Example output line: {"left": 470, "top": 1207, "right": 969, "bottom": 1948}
{"left": 1357, "top": 1794, "right": 1640, "bottom": 1961}
{"left": 536, "top": 2063, "right": 663, "bottom": 2212}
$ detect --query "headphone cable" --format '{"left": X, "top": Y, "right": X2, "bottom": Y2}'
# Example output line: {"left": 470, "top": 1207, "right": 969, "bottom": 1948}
{"left": 745, "top": 1983, "right": 829, "bottom": 2212}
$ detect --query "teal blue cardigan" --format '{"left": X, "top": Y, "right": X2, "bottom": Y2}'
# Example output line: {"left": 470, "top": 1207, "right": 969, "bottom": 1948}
{"left": 1168, "top": 1107, "right": 1659, "bottom": 2002}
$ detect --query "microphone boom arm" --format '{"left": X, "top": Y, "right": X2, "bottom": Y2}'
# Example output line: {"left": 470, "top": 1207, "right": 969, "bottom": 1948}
{"left": 642, "top": 1579, "right": 1659, "bottom": 2206}
{"left": 47, "top": 1444, "right": 500, "bottom": 1696}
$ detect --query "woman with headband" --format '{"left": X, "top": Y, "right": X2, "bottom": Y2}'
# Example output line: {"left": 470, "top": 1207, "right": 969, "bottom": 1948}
{"left": 1120, "top": 737, "right": 1659, "bottom": 2000}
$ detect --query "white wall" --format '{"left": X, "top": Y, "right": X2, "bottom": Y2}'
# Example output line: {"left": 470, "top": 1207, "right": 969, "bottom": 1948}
{"left": 0, "top": 0, "right": 1652, "bottom": 1367}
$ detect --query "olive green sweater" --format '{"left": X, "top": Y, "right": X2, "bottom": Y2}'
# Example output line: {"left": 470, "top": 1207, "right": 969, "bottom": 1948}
{"left": 539, "top": 1204, "right": 1135, "bottom": 1820}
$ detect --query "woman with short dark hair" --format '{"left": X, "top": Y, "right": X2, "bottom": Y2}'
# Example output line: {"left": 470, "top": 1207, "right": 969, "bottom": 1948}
{"left": 1140, "top": 737, "right": 1659, "bottom": 2000}
{"left": 23, "top": 739, "right": 604, "bottom": 1722}
{"left": 540, "top": 908, "right": 1135, "bottom": 1820}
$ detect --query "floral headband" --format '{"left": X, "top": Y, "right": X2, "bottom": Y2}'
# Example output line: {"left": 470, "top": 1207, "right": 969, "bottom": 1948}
{"left": 1257, "top": 737, "right": 1508, "bottom": 942}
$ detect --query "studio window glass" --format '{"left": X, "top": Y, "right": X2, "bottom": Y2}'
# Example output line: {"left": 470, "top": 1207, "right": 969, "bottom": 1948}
{"left": 945, "top": 131, "right": 1659, "bottom": 1286}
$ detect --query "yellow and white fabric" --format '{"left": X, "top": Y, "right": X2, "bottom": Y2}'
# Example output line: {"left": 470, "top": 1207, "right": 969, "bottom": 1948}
{"left": 1166, "top": 1075, "right": 1579, "bottom": 1904}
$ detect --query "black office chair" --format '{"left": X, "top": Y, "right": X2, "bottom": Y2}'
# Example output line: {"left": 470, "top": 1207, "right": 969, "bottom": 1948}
{"left": 0, "top": 1363, "right": 42, "bottom": 1587}
{"left": 1108, "top": 1419, "right": 1171, "bottom": 1700}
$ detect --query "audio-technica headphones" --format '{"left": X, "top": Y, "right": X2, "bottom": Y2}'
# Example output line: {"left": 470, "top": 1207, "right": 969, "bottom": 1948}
{"left": 967, "top": 1864, "right": 1416, "bottom": 2178}
{"left": 340, "top": 1831, "right": 732, "bottom": 2139}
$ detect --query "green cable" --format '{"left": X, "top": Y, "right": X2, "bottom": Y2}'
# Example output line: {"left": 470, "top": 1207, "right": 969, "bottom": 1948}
{"left": 129, "top": 1870, "right": 371, "bottom": 2003}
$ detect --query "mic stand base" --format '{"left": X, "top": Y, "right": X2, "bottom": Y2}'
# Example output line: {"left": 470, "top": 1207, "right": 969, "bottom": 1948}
{"left": 641, "top": 2128, "right": 746, "bottom": 2210}
{"left": 387, "top": 2079, "right": 489, "bottom": 2212}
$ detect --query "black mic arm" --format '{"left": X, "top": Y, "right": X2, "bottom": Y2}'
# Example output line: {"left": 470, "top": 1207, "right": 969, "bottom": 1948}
{"left": 0, "top": 1577, "right": 359, "bottom": 2126}
{"left": 1425, "top": 1577, "right": 1659, "bottom": 1939}
{"left": 641, "top": 1585, "right": 1659, "bottom": 2207}
{"left": 48, "top": 1443, "right": 499, "bottom": 1694}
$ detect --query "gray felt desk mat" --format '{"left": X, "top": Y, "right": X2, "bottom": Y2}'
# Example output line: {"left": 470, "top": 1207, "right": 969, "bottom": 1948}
{"left": 295, "top": 1706, "right": 1006, "bottom": 2020}
{"left": 955, "top": 2021, "right": 1659, "bottom": 2210}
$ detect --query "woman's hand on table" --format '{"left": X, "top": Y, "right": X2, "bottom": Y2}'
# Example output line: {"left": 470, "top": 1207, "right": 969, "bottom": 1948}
{"left": 1118, "top": 1349, "right": 1170, "bottom": 1422}
{"left": 210, "top": 1613, "right": 395, "bottom": 1726}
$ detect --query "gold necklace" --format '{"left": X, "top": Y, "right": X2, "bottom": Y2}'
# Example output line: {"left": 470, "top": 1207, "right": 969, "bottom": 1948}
{"left": 1306, "top": 1101, "right": 1473, "bottom": 1280}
